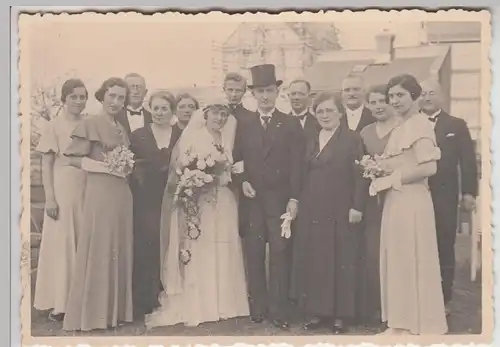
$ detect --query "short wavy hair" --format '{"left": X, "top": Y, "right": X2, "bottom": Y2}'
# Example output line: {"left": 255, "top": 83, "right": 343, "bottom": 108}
{"left": 365, "top": 84, "right": 389, "bottom": 103}
{"left": 148, "top": 90, "right": 176, "bottom": 112}
{"left": 312, "top": 90, "right": 345, "bottom": 115}
{"left": 386, "top": 74, "right": 422, "bottom": 101}
{"left": 61, "top": 78, "right": 88, "bottom": 103}
{"left": 94, "top": 77, "right": 130, "bottom": 106}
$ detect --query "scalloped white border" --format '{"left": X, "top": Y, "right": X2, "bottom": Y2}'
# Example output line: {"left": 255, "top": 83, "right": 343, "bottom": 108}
{"left": 16, "top": 8, "right": 493, "bottom": 347}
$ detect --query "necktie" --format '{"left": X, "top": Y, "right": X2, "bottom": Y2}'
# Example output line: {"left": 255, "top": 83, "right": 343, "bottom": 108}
{"left": 129, "top": 109, "right": 142, "bottom": 116}
{"left": 261, "top": 116, "right": 271, "bottom": 130}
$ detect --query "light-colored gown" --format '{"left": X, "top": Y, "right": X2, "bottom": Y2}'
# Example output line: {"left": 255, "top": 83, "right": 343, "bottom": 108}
{"left": 62, "top": 116, "right": 134, "bottom": 331}
{"left": 33, "top": 116, "right": 87, "bottom": 314}
{"left": 146, "top": 126, "right": 249, "bottom": 328}
{"left": 379, "top": 113, "right": 448, "bottom": 334}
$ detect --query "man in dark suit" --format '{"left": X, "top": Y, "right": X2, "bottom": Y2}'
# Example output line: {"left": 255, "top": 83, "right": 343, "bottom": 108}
{"left": 223, "top": 72, "right": 254, "bottom": 122}
{"left": 420, "top": 79, "right": 478, "bottom": 314}
{"left": 117, "top": 72, "right": 152, "bottom": 135}
{"left": 340, "top": 75, "right": 376, "bottom": 132}
{"left": 233, "top": 64, "right": 305, "bottom": 330}
{"left": 287, "top": 79, "right": 320, "bottom": 139}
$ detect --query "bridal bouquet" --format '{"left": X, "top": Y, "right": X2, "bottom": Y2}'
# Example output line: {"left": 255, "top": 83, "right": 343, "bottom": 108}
{"left": 174, "top": 143, "right": 231, "bottom": 264}
{"left": 355, "top": 154, "right": 390, "bottom": 180}
{"left": 102, "top": 145, "right": 135, "bottom": 177}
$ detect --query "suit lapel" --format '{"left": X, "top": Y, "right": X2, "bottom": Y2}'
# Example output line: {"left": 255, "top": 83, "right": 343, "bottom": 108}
{"left": 314, "top": 125, "right": 342, "bottom": 167}
{"left": 433, "top": 110, "right": 448, "bottom": 146}
{"left": 356, "top": 107, "right": 374, "bottom": 132}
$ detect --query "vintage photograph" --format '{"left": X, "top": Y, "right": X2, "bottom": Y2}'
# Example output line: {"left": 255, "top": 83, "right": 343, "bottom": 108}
{"left": 18, "top": 9, "right": 492, "bottom": 346}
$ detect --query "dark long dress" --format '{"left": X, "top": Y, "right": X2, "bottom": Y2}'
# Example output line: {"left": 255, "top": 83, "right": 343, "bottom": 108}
{"left": 129, "top": 124, "right": 182, "bottom": 317}
{"left": 357, "top": 122, "right": 391, "bottom": 325}
{"left": 291, "top": 125, "right": 367, "bottom": 320}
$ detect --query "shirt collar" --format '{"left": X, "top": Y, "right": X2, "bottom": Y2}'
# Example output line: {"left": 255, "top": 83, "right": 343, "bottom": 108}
{"left": 427, "top": 109, "right": 442, "bottom": 119}
{"left": 291, "top": 109, "right": 308, "bottom": 118}
{"left": 258, "top": 108, "right": 275, "bottom": 118}
{"left": 345, "top": 104, "right": 364, "bottom": 116}
{"left": 127, "top": 105, "right": 143, "bottom": 113}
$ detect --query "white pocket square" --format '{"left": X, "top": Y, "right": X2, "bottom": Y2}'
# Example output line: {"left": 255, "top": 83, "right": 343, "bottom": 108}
{"left": 446, "top": 133, "right": 455, "bottom": 138}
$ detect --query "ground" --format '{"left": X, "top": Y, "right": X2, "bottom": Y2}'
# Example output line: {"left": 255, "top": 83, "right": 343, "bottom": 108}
{"left": 30, "top": 234, "right": 482, "bottom": 337}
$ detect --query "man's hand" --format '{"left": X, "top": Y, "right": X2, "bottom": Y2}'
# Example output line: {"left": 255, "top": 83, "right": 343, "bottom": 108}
{"left": 461, "top": 194, "right": 476, "bottom": 212}
{"left": 349, "top": 208, "right": 363, "bottom": 224}
{"left": 286, "top": 199, "right": 299, "bottom": 220}
{"left": 242, "top": 181, "right": 256, "bottom": 199}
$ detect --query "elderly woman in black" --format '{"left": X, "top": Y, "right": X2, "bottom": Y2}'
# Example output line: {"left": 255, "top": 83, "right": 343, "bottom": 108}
{"left": 63, "top": 77, "right": 134, "bottom": 331}
{"left": 129, "top": 91, "right": 183, "bottom": 319}
{"left": 291, "top": 91, "right": 367, "bottom": 334}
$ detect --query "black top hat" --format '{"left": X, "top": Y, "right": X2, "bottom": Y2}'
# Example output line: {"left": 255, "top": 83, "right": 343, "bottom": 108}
{"left": 248, "top": 64, "right": 283, "bottom": 89}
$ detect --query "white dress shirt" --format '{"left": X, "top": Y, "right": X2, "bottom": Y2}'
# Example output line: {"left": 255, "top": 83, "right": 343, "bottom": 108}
{"left": 291, "top": 109, "right": 309, "bottom": 128}
{"left": 345, "top": 105, "right": 364, "bottom": 131}
{"left": 127, "top": 106, "right": 145, "bottom": 132}
{"left": 425, "top": 109, "right": 442, "bottom": 130}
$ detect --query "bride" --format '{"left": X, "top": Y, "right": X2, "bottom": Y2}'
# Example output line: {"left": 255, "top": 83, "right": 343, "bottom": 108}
{"left": 145, "top": 98, "right": 250, "bottom": 328}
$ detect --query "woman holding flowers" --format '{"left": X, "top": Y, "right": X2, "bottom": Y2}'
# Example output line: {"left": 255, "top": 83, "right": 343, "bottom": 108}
{"left": 33, "top": 79, "right": 88, "bottom": 322}
{"left": 62, "top": 77, "right": 135, "bottom": 331}
{"left": 290, "top": 91, "right": 367, "bottom": 334}
{"left": 356, "top": 84, "right": 398, "bottom": 329}
{"left": 146, "top": 98, "right": 249, "bottom": 328}
{"left": 129, "top": 91, "right": 182, "bottom": 318}
{"left": 370, "top": 74, "right": 446, "bottom": 335}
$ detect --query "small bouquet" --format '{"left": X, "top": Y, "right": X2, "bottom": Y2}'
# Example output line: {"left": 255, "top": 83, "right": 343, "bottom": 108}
{"left": 355, "top": 154, "right": 390, "bottom": 180}
{"left": 174, "top": 143, "right": 231, "bottom": 264}
{"left": 102, "top": 145, "right": 135, "bottom": 177}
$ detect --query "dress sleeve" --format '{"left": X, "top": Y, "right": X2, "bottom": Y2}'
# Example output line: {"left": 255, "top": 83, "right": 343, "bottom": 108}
{"left": 36, "top": 120, "right": 58, "bottom": 154}
{"left": 414, "top": 137, "right": 441, "bottom": 164}
{"left": 63, "top": 118, "right": 100, "bottom": 157}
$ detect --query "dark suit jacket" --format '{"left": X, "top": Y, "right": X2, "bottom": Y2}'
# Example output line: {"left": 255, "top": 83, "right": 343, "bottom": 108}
{"left": 290, "top": 111, "right": 321, "bottom": 141}
{"left": 428, "top": 111, "right": 478, "bottom": 202}
{"left": 116, "top": 108, "right": 152, "bottom": 135}
{"left": 341, "top": 106, "right": 376, "bottom": 133}
{"left": 229, "top": 103, "right": 254, "bottom": 123}
{"left": 233, "top": 109, "right": 305, "bottom": 220}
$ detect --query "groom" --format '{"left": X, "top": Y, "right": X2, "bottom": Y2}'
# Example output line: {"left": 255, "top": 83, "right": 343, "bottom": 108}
{"left": 234, "top": 64, "right": 305, "bottom": 329}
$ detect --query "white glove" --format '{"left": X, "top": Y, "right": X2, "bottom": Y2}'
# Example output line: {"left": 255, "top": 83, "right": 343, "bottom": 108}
{"left": 368, "top": 170, "right": 402, "bottom": 196}
{"left": 81, "top": 157, "right": 110, "bottom": 174}
{"left": 280, "top": 212, "right": 293, "bottom": 239}
{"left": 231, "top": 161, "right": 244, "bottom": 174}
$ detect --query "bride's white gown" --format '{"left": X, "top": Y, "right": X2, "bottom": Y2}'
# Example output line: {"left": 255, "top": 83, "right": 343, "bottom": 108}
{"left": 146, "top": 126, "right": 249, "bottom": 328}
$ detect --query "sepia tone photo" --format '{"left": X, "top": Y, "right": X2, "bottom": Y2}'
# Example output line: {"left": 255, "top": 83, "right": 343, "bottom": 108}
{"left": 18, "top": 8, "right": 492, "bottom": 346}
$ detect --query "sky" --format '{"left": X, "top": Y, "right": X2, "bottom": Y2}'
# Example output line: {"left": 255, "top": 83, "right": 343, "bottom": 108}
{"left": 26, "top": 17, "right": 425, "bottom": 95}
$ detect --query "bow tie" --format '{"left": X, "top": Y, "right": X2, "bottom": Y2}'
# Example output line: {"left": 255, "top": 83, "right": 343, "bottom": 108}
{"left": 229, "top": 104, "right": 240, "bottom": 111}
{"left": 298, "top": 114, "right": 307, "bottom": 121}
{"left": 428, "top": 115, "right": 439, "bottom": 123}
{"left": 128, "top": 109, "right": 142, "bottom": 116}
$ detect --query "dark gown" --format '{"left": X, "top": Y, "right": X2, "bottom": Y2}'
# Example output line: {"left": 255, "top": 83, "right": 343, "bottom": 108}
{"left": 291, "top": 125, "right": 367, "bottom": 321}
{"left": 129, "top": 123, "right": 182, "bottom": 318}
{"left": 357, "top": 122, "right": 391, "bottom": 325}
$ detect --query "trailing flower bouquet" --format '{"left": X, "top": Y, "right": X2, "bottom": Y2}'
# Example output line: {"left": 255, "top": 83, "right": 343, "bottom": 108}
{"left": 102, "top": 145, "right": 135, "bottom": 177}
{"left": 174, "top": 143, "right": 231, "bottom": 265}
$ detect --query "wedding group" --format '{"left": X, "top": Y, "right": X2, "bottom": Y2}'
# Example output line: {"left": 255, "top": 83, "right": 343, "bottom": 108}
{"left": 32, "top": 62, "right": 478, "bottom": 336}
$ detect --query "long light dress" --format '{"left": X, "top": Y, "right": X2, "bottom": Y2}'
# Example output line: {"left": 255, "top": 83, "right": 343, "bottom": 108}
{"left": 379, "top": 113, "right": 448, "bottom": 335}
{"left": 33, "top": 116, "right": 87, "bottom": 314}
{"left": 146, "top": 126, "right": 249, "bottom": 328}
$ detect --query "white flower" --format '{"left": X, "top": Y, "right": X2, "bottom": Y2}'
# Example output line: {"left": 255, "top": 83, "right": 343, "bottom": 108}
{"left": 195, "top": 179, "right": 204, "bottom": 188}
{"left": 185, "top": 189, "right": 193, "bottom": 197}
{"left": 197, "top": 159, "right": 207, "bottom": 170}
{"left": 205, "top": 156, "right": 215, "bottom": 167}
{"left": 203, "top": 174, "right": 214, "bottom": 183}
{"left": 176, "top": 167, "right": 183, "bottom": 176}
